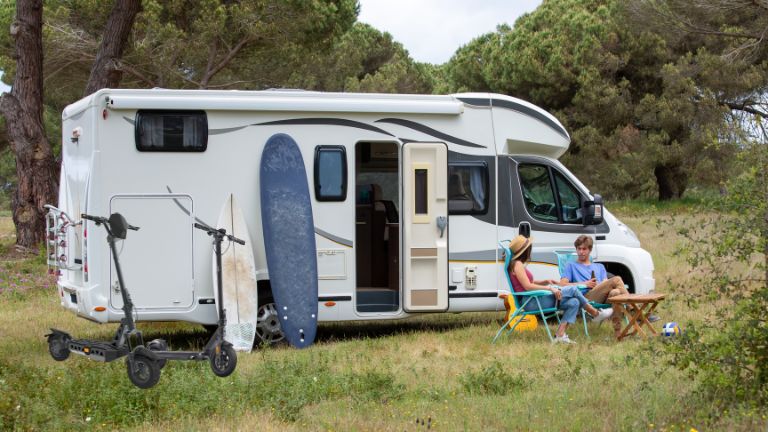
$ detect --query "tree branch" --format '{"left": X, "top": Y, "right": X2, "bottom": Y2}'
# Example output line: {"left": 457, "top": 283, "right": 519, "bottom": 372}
{"left": 723, "top": 101, "right": 768, "bottom": 117}
{"left": 198, "top": 36, "right": 253, "bottom": 89}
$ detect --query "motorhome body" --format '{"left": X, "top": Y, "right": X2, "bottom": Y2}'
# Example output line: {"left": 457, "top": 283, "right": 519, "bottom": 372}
{"left": 49, "top": 89, "right": 655, "bottom": 343}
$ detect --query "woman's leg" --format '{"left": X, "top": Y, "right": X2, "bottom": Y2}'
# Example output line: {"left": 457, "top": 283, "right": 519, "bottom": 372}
{"left": 558, "top": 297, "right": 580, "bottom": 338}
{"left": 560, "top": 286, "right": 600, "bottom": 316}
{"left": 522, "top": 294, "right": 556, "bottom": 312}
{"left": 560, "top": 297, "right": 580, "bottom": 323}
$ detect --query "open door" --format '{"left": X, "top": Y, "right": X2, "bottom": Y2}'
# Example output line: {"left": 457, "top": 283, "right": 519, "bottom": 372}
{"left": 402, "top": 142, "right": 448, "bottom": 312}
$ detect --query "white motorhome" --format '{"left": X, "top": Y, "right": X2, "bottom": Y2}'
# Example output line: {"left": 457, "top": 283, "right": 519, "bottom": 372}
{"left": 47, "top": 89, "right": 654, "bottom": 343}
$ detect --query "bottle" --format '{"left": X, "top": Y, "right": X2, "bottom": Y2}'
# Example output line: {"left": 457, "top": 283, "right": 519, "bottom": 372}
{"left": 591, "top": 270, "right": 596, "bottom": 281}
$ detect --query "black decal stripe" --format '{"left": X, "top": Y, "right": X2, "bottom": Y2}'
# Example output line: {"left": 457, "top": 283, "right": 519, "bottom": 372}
{"left": 256, "top": 118, "right": 394, "bottom": 137}
{"left": 209, "top": 125, "right": 248, "bottom": 135}
{"left": 449, "top": 292, "right": 499, "bottom": 299}
{"left": 489, "top": 99, "right": 569, "bottom": 140}
{"left": 315, "top": 228, "right": 353, "bottom": 247}
{"left": 456, "top": 96, "right": 569, "bottom": 140}
{"left": 456, "top": 97, "right": 492, "bottom": 108}
{"left": 165, "top": 186, "right": 212, "bottom": 227}
{"left": 319, "top": 296, "right": 352, "bottom": 302}
{"left": 376, "top": 118, "right": 486, "bottom": 149}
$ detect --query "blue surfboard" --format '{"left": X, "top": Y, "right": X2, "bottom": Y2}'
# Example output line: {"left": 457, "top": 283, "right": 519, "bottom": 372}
{"left": 260, "top": 133, "right": 318, "bottom": 348}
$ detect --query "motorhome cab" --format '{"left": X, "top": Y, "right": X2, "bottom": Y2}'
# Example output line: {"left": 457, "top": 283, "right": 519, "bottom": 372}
{"left": 47, "top": 89, "right": 655, "bottom": 343}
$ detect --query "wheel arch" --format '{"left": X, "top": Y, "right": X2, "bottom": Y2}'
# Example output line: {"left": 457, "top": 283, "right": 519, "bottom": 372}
{"left": 601, "top": 262, "right": 635, "bottom": 294}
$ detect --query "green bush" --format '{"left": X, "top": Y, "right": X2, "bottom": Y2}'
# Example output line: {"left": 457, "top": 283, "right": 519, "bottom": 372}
{"left": 663, "top": 143, "right": 767, "bottom": 411}
{"left": 459, "top": 360, "right": 528, "bottom": 396}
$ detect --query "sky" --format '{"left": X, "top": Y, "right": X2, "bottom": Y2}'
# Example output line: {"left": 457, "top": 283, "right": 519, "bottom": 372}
{"left": 358, "top": 0, "right": 543, "bottom": 64}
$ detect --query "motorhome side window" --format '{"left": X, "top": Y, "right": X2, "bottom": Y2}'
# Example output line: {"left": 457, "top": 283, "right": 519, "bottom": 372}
{"left": 135, "top": 110, "right": 208, "bottom": 152}
{"left": 518, "top": 164, "right": 583, "bottom": 224}
{"left": 448, "top": 162, "right": 488, "bottom": 215}
{"left": 314, "top": 146, "right": 347, "bottom": 201}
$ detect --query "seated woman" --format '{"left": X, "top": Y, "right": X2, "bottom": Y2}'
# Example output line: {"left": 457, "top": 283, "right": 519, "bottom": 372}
{"left": 507, "top": 235, "right": 612, "bottom": 344}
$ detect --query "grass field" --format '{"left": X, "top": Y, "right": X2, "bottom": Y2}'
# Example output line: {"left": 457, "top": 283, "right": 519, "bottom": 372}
{"left": 1, "top": 204, "right": 766, "bottom": 431}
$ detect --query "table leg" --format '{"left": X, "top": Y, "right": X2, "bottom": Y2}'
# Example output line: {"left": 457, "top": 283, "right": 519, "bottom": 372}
{"left": 616, "top": 305, "right": 638, "bottom": 341}
{"left": 628, "top": 304, "right": 648, "bottom": 338}
{"left": 640, "top": 301, "right": 660, "bottom": 336}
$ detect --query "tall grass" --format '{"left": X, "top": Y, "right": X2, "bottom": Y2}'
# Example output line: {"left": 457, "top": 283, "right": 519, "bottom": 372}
{"left": 1, "top": 206, "right": 766, "bottom": 431}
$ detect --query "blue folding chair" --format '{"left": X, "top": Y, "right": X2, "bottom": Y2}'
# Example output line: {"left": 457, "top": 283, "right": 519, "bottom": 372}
{"left": 554, "top": 250, "right": 623, "bottom": 338}
{"left": 493, "top": 241, "right": 561, "bottom": 343}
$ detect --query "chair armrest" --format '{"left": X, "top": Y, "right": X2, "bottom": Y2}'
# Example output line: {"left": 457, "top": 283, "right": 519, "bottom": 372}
{"left": 512, "top": 290, "right": 552, "bottom": 297}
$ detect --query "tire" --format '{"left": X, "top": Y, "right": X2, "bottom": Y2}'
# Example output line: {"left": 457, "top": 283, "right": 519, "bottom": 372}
{"left": 147, "top": 339, "right": 168, "bottom": 369}
{"left": 48, "top": 334, "right": 70, "bottom": 361}
{"left": 126, "top": 353, "right": 161, "bottom": 389}
{"left": 210, "top": 343, "right": 237, "bottom": 378}
{"left": 255, "top": 299, "right": 285, "bottom": 345}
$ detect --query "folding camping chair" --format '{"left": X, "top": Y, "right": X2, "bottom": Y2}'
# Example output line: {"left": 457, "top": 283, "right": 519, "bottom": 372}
{"left": 492, "top": 241, "right": 561, "bottom": 343}
{"left": 554, "top": 250, "right": 626, "bottom": 338}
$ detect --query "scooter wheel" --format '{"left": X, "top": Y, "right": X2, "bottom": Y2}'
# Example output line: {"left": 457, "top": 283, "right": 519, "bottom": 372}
{"left": 210, "top": 343, "right": 237, "bottom": 377}
{"left": 48, "top": 334, "right": 71, "bottom": 361}
{"left": 147, "top": 339, "right": 168, "bottom": 369}
{"left": 126, "top": 352, "right": 161, "bottom": 389}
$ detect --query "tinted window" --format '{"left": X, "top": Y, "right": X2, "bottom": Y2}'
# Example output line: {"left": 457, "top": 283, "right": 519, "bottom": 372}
{"left": 518, "top": 164, "right": 558, "bottom": 222}
{"left": 554, "top": 171, "right": 583, "bottom": 224}
{"left": 314, "top": 146, "right": 347, "bottom": 201}
{"left": 448, "top": 162, "right": 488, "bottom": 215}
{"left": 135, "top": 110, "right": 207, "bottom": 152}
{"left": 414, "top": 169, "right": 428, "bottom": 214}
{"left": 519, "top": 163, "right": 583, "bottom": 224}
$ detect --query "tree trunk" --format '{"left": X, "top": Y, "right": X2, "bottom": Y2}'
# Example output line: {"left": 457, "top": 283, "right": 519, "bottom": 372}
{"left": 654, "top": 164, "right": 688, "bottom": 201}
{"left": 83, "top": 0, "right": 142, "bottom": 96}
{"left": 0, "top": 0, "right": 58, "bottom": 250}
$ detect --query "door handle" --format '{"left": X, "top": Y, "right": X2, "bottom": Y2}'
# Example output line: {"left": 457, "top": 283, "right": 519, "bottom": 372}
{"left": 436, "top": 216, "right": 447, "bottom": 238}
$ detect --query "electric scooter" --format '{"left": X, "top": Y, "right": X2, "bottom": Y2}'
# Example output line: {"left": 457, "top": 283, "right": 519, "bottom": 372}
{"left": 46, "top": 213, "right": 241, "bottom": 389}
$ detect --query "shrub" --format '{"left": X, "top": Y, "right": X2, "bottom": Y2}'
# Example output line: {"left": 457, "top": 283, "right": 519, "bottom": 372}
{"left": 664, "top": 143, "right": 767, "bottom": 410}
{"left": 460, "top": 361, "right": 528, "bottom": 396}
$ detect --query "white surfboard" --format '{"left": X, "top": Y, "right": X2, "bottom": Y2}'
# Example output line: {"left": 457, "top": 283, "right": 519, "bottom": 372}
{"left": 214, "top": 194, "right": 258, "bottom": 352}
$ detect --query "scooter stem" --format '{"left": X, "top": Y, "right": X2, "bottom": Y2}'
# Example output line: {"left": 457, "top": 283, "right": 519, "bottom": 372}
{"left": 108, "top": 234, "right": 136, "bottom": 333}
{"left": 214, "top": 233, "right": 227, "bottom": 328}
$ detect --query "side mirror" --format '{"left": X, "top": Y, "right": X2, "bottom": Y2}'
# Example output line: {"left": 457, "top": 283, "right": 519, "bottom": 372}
{"left": 583, "top": 194, "right": 604, "bottom": 226}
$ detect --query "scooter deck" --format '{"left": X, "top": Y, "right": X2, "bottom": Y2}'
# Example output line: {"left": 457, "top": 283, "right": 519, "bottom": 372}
{"left": 68, "top": 338, "right": 129, "bottom": 362}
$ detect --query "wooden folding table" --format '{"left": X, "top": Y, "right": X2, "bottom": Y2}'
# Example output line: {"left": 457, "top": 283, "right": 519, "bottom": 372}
{"left": 607, "top": 293, "right": 666, "bottom": 341}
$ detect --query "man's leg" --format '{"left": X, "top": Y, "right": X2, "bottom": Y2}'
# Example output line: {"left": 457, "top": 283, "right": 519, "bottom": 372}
{"left": 585, "top": 276, "right": 626, "bottom": 303}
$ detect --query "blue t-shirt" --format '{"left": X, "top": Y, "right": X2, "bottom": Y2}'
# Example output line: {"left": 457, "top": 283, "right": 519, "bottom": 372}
{"left": 562, "top": 261, "right": 608, "bottom": 283}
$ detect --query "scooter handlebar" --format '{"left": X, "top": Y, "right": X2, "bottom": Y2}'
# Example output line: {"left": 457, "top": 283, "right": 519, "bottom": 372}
{"left": 194, "top": 222, "right": 246, "bottom": 245}
{"left": 229, "top": 235, "right": 246, "bottom": 245}
{"left": 81, "top": 213, "right": 106, "bottom": 224}
{"left": 82, "top": 213, "right": 140, "bottom": 230}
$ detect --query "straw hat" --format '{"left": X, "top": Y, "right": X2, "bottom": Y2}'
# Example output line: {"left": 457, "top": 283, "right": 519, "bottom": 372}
{"left": 508, "top": 235, "right": 533, "bottom": 260}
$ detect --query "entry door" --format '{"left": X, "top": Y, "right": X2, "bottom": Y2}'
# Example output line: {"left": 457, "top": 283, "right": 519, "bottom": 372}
{"left": 402, "top": 142, "right": 448, "bottom": 312}
{"left": 109, "top": 195, "right": 194, "bottom": 310}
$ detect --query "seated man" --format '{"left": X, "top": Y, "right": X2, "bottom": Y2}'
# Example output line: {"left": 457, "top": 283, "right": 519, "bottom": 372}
{"left": 559, "top": 235, "right": 628, "bottom": 338}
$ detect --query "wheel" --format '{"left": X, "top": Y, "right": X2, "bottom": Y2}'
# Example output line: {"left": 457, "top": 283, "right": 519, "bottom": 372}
{"left": 210, "top": 343, "right": 237, "bottom": 377}
{"left": 147, "top": 339, "right": 168, "bottom": 369}
{"left": 47, "top": 334, "right": 70, "bottom": 361}
{"left": 126, "top": 352, "right": 161, "bottom": 389}
{"left": 255, "top": 300, "right": 285, "bottom": 345}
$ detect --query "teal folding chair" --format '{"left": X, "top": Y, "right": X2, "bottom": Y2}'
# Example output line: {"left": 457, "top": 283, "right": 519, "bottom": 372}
{"left": 554, "top": 250, "right": 624, "bottom": 338}
{"left": 493, "top": 241, "right": 561, "bottom": 343}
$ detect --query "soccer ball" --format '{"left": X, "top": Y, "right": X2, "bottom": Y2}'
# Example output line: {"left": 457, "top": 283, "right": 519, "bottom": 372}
{"left": 662, "top": 322, "right": 681, "bottom": 337}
